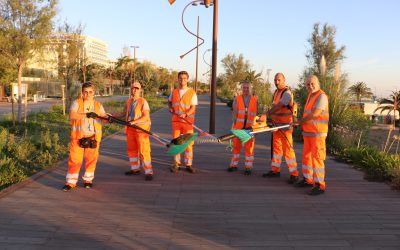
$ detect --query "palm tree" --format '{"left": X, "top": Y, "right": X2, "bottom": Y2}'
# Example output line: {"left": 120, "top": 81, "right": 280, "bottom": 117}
{"left": 348, "top": 81, "right": 373, "bottom": 102}
{"left": 244, "top": 70, "right": 263, "bottom": 84}
{"left": 375, "top": 91, "right": 400, "bottom": 117}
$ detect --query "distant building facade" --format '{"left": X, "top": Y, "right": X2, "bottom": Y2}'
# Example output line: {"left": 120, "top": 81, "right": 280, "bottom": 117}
{"left": 27, "top": 33, "right": 109, "bottom": 77}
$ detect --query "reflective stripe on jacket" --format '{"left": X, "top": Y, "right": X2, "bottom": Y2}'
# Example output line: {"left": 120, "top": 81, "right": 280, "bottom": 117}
{"left": 125, "top": 97, "right": 151, "bottom": 133}
{"left": 70, "top": 98, "right": 102, "bottom": 142}
{"left": 171, "top": 88, "right": 196, "bottom": 123}
{"left": 233, "top": 95, "right": 258, "bottom": 129}
{"left": 302, "top": 90, "right": 329, "bottom": 137}
{"left": 271, "top": 87, "right": 294, "bottom": 124}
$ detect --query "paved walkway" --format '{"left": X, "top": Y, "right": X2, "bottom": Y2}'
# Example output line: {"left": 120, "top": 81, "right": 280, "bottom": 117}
{"left": 1, "top": 95, "right": 400, "bottom": 249}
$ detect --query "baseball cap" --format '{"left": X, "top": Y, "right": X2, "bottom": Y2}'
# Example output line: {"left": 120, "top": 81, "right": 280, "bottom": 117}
{"left": 132, "top": 82, "right": 141, "bottom": 89}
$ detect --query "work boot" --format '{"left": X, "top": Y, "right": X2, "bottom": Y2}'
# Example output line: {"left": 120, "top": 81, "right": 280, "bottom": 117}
{"left": 83, "top": 182, "right": 93, "bottom": 189}
{"left": 308, "top": 184, "right": 325, "bottom": 196}
{"left": 287, "top": 175, "right": 299, "bottom": 184}
{"left": 294, "top": 178, "right": 313, "bottom": 187}
{"left": 170, "top": 163, "right": 181, "bottom": 173}
{"left": 145, "top": 174, "right": 153, "bottom": 181}
{"left": 244, "top": 168, "right": 252, "bottom": 176}
{"left": 227, "top": 166, "right": 238, "bottom": 172}
{"left": 262, "top": 171, "right": 280, "bottom": 178}
{"left": 185, "top": 165, "right": 196, "bottom": 174}
{"left": 62, "top": 184, "right": 74, "bottom": 192}
{"left": 125, "top": 170, "right": 140, "bottom": 176}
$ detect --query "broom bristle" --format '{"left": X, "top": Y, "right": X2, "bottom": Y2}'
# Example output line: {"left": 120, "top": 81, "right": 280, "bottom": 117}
{"left": 167, "top": 133, "right": 198, "bottom": 155}
{"left": 231, "top": 129, "right": 253, "bottom": 143}
{"left": 171, "top": 133, "right": 195, "bottom": 145}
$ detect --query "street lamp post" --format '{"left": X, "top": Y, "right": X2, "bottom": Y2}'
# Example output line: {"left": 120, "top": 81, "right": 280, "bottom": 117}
{"left": 209, "top": 0, "right": 218, "bottom": 134}
{"left": 130, "top": 45, "right": 139, "bottom": 83}
{"left": 180, "top": 1, "right": 206, "bottom": 93}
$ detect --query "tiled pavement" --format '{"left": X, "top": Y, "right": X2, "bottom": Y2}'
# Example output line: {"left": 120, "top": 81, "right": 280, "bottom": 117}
{"left": 1, "top": 95, "right": 400, "bottom": 250}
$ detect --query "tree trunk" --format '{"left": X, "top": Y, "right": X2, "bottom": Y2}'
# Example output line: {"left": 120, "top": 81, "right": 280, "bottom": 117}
{"left": 17, "top": 64, "right": 23, "bottom": 123}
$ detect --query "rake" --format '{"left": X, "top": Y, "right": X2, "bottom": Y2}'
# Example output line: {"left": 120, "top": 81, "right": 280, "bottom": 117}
{"left": 96, "top": 114, "right": 198, "bottom": 156}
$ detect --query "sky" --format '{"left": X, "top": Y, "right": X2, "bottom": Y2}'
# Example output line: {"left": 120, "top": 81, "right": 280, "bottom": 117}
{"left": 56, "top": 0, "right": 400, "bottom": 98}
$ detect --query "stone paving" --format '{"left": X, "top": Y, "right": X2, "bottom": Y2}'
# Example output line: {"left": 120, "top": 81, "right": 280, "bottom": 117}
{"left": 1, "top": 95, "right": 400, "bottom": 249}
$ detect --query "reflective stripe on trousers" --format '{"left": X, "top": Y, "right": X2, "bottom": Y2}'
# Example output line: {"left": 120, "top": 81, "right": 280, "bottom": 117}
{"left": 172, "top": 122, "right": 194, "bottom": 166}
{"left": 66, "top": 139, "right": 100, "bottom": 186}
{"left": 271, "top": 130, "right": 298, "bottom": 176}
{"left": 230, "top": 137, "right": 255, "bottom": 169}
{"left": 127, "top": 131, "right": 153, "bottom": 174}
{"left": 301, "top": 136, "right": 326, "bottom": 189}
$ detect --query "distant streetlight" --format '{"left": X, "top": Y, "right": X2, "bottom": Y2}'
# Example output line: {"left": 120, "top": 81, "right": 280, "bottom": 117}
{"left": 266, "top": 68, "right": 272, "bottom": 85}
{"left": 130, "top": 45, "right": 139, "bottom": 83}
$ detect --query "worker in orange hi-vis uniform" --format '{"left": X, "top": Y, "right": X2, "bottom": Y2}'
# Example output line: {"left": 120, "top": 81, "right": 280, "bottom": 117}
{"left": 293, "top": 75, "right": 329, "bottom": 196}
{"left": 227, "top": 81, "right": 258, "bottom": 176}
{"left": 168, "top": 71, "right": 198, "bottom": 174}
{"left": 259, "top": 73, "right": 299, "bottom": 184}
{"left": 62, "top": 82, "right": 109, "bottom": 192}
{"left": 123, "top": 81, "right": 153, "bottom": 181}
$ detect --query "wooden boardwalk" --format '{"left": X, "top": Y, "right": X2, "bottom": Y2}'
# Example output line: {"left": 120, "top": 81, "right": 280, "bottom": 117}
{"left": 1, "top": 95, "right": 400, "bottom": 249}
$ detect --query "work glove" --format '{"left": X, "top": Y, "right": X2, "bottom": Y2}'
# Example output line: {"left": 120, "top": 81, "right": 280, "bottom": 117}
{"left": 106, "top": 113, "right": 114, "bottom": 123}
{"left": 86, "top": 112, "right": 98, "bottom": 119}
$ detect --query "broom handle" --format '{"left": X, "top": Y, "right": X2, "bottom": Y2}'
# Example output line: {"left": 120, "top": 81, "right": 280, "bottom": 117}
{"left": 217, "top": 124, "right": 269, "bottom": 142}
{"left": 99, "top": 115, "right": 169, "bottom": 146}
{"left": 177, "top": 114, "right": 215, "bottom": 137}
{"left": 250, "top": 125, "right": 291, "bottom": 135}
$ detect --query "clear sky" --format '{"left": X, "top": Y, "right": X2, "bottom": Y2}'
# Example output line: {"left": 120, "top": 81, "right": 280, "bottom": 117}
{"left": 57, "top": 0, "right": 400, "bottom": 98}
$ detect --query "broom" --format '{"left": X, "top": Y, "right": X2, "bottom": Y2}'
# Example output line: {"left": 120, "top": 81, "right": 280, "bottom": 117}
{"left": 94, "top": 113, "right": 196, "bottom": 155}
{"left": 231, "top": 124, "right": 291, "bottom": 143}
{"left": 217, "top": 121, "right": 270, "bottom": 142}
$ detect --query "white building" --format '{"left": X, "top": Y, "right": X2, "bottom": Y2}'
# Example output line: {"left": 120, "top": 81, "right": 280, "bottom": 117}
{"left": 27, "top": 33, "right": 109, "bottom": 76}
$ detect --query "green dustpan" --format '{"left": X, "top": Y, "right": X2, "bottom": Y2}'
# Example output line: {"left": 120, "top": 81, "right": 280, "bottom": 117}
{"left": 231, "top": 129, "right": 253, "bottom": 143}
{"left": 166, "top": 132, "right": 198, "bottom": 156}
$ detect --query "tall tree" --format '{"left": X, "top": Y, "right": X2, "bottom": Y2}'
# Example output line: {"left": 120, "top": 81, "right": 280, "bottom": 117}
{"left": 295, "top": 23, "right": 349, "bottom": 129}
{"left": 306, "top": 23, "right": 346, "bottom": 77}
{"left": 220, "top": 53, "right": 251, "bottom": 97}
{"left": 56, "top": 22, "right": 85, "bottom": 111}
{"left": 0, "top": 0, "right": 58, "bottom": 123}
{"left": 348, "top": 81, "right": 373, "bottom": 102}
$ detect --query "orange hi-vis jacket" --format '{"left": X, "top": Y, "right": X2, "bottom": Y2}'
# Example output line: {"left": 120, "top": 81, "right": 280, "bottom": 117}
{"left": 233, "top": 95, "right": 258, "bottom": 129}
{"left": 271, "top": 87, "right": 294, "bottom": 125}
{"left": 302, "top": 89, "right": 329, "bottom": 137}
{"left": 70, "top": 98, "right": 102, "bottom": 142}
{"left": 171, "top": 88, "right": 196, "bottom": 123}
{"left": 125, "top": 97, "right": 151, "bottom": 133}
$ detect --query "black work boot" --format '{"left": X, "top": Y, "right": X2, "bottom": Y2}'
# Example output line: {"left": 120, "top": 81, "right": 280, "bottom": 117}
{"left": 185, "top": 165, "right": 196, "bottom": 174}
{"left": 308, "top": 184, "right": 325, "bottom": 196}
{"left": 244, "top": 168, "right": 252, "bottom": 176}
{"left": 170, "top": 163, "right": 181, "bottom": 173}
{"left": 287, "top": 175, "right": 299, "bottom": 184}
{"left": 145, "top": 174, "right": 153, "bottom": 181}
{"left": 83, "top": 182, "right": 93, "bottom": 189}
{"left": 227, "top": 166, "right": 238, "bottom": 172}
{"left": 294, "top": 178, "right": 313, "bottom": 187}
{"left": 262, "top": 170, "right": 280, "bottom": 178}
{"left": 125, "top": 170, "right": 140, "bottom": 176}
{"left": 62, "top": 184, "right": 74, "bottom": 192}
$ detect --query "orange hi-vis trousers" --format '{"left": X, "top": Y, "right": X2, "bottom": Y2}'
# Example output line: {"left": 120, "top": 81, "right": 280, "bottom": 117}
{"left": 127, "top": 131, "right": 153, "bottom": 174}
{"left": 230, "top": 137, "right": 255, "bottom": 169}
{"left": 66, "top": 139, "right": 100, "bottom": 187}
{"left": 301, "top": 136, "right": 326, "bottom": 189}
{"left": 271, "top": 130, "right": 298, "bottom": 176}
{"left": 172, "top": 122, "right": 194, "bottom": 166}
